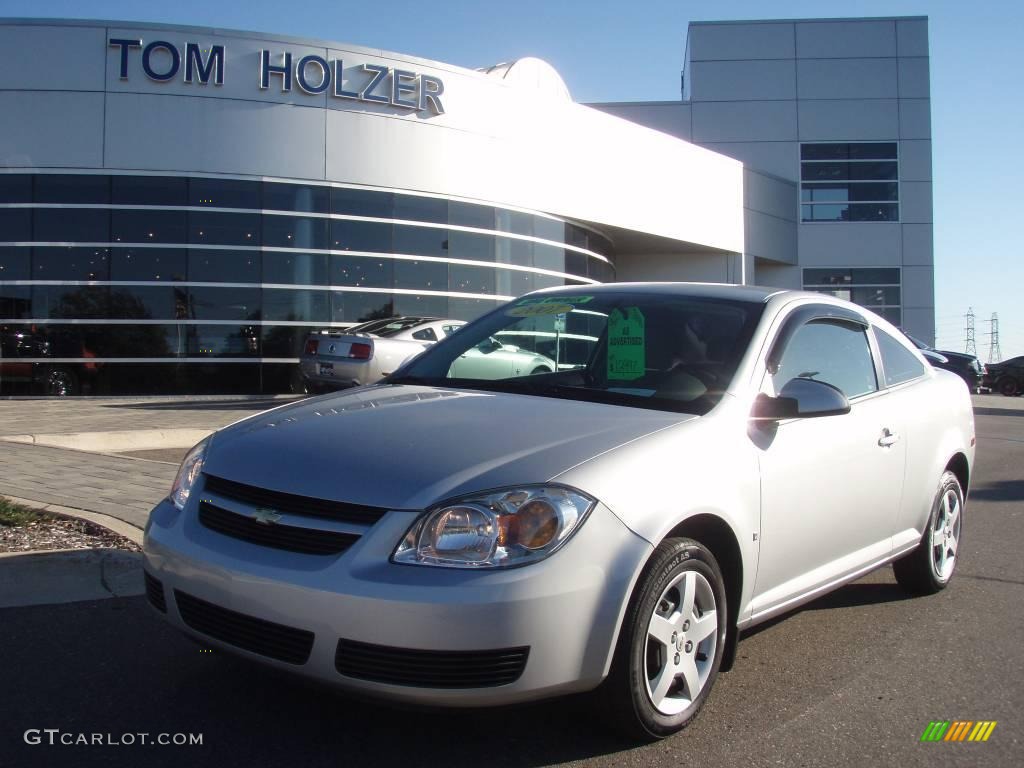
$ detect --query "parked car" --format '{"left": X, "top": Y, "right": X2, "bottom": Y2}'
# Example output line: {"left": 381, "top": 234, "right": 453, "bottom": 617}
{"left": 903, "top": 333, "right": 985, "bottom": 393}
{"left": 299, "top": 316, "right": 464, "bottom": 392}
{"left": 983, "top": 355, "right": 1024, "bottom": 396}
{"left": 144, "top": 284, "right": 974, "bottom": 740}
{"left": 448, "top": 336, "right": 557, "bottom": 379}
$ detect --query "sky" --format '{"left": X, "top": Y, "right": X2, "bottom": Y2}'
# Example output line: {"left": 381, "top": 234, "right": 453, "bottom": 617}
{"left": 2, "top": 0, "right": 1021, "bottom": 359}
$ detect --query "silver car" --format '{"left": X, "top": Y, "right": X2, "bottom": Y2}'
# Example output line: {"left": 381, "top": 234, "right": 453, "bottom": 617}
{"left": 144, "top": 283, "right": 974, "bottom": 739}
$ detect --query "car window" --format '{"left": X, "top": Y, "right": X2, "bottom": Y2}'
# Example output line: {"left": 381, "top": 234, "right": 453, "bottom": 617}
{"left": 441, "top": 324, "right": 462, "bottom": 337}
{"left": 874, "top": 327, "right": 926, "bottom": 386}
{"left": 411, "top": 327, "right": 438, "bottom": 342}
{"left": 773, "top": 319, "right": 878, "bottom": 399}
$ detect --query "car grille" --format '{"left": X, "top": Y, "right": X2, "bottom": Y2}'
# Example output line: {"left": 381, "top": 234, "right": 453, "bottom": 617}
{"left": 202, "top": 474, "right": 388, "bottom": 526}
{"left": 335, "top": 639, "right": 529, "bottom": 688}
{"left": 144, "top": 571, "right": 166, "bottom": 613}
{"left": 174, "top": 590, "right": 314, "bottom": 665}
{"left": 199, "top": 501, "right": 359, "bottom": 556}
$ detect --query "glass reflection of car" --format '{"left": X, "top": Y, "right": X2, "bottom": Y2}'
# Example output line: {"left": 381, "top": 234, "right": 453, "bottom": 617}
{"left": 144, "top": 284, "right": 974, "bottom": 740}
{"left": 448, "top": 336, "right": 557, "bottom": 379}
{"left": 0, "top": 328, "right": 87, "bottom": 396}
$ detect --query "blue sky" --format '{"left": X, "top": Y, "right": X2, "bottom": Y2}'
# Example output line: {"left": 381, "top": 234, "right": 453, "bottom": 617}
{"left": 4, "top": 0, "right": 1021, "bottom": 358}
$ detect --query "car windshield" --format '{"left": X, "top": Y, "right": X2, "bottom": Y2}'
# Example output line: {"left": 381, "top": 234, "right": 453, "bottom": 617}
{"left": 390, "top": 292, "right": 763, "bottom": 414}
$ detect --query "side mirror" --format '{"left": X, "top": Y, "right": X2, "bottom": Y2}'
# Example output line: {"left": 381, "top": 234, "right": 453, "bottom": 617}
{"left": 752, "top": 377, "right": 851, "bottom": 421}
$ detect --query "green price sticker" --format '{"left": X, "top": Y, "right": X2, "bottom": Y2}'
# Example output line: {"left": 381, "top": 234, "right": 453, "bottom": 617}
{"left": 607, "top": 307, "right": 645, "bottom": 381}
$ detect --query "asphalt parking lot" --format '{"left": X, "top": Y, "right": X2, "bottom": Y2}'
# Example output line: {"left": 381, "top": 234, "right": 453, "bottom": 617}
{"left": 1, "top": 395, "right": 1022, "bottom": 768}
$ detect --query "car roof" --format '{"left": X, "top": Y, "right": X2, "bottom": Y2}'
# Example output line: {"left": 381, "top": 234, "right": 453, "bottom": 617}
{"left": 524, "top": 281, "right": 786, "bottom": 304}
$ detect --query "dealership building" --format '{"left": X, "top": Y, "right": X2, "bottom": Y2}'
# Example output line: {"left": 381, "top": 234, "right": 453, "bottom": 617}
{"left": 0, "top": 16, "right": 932, "bottom": 394}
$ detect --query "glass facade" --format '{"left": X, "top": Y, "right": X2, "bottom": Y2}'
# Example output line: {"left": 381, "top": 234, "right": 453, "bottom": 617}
{"left": 802, "top": 267, "right": 901, "bottom": 327}
{"left": 800, "top": 143, "right": 899, "bottom": 223}
{"left": 0, "top": 173, "right": 614, "bottom": 395}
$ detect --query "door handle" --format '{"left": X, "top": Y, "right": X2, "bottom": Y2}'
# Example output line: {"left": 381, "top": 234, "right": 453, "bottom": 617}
{"left": 878, "top": 428, "right": 900, "bottom": 447}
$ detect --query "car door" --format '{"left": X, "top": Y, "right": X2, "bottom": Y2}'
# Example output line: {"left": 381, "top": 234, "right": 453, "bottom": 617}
{"left": 750, "top": 306, "right": 906, "bottom": 619}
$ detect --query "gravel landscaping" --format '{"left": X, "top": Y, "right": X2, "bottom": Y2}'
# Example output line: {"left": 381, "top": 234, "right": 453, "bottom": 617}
{"left": 0, "top": 499, "right": 141, "bottom": 554}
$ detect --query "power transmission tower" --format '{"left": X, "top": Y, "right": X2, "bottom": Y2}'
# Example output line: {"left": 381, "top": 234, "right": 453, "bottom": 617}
{"left": 985, "top": 312, "right": 1002, "bottom": 363}
{"left": 964, "top": 308, "right": 977, "bottom": 356}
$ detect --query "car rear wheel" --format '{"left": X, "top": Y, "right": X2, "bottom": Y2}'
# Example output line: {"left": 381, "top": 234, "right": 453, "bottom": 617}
{"left": 997, "top": 377, "right": 1020, "bottom": 397}
{"left": 42, "top": 368, "right": 78, "bottom": 397}
{"left": 601, "top": 537, "right": 726, "bottom": 740}
{"left": 893, "top": 470, "right": 963, "bottom": 594}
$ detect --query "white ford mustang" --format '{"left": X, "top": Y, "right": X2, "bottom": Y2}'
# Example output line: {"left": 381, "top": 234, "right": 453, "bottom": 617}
{"left": 143, "top": 283, "right": 974, "bottom": 740}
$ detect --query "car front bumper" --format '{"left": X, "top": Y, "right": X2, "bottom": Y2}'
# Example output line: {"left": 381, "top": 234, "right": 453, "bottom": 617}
{"left": 143, "top": 495, "right": 651, "bottom": 706}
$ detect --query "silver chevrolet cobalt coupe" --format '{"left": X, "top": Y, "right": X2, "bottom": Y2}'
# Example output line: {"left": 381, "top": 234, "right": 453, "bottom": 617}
{"left": 144, "top": 283, "right": 974, "bottom": 739}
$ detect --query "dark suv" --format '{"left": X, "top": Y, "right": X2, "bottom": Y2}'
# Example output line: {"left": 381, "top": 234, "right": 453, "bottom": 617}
{"left": 904, "top": 333, "right": 985, "bottom": 394}
{"left": 984, "top": 356, "right": 1024, "bottom": 397}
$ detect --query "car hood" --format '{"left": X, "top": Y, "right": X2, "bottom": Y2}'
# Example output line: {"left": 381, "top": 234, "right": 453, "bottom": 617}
{"left": 204, "top": 385, "right": 692, "bottom": 510}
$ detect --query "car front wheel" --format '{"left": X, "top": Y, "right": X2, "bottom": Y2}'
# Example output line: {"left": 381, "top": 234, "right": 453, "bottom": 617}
{"left": 602, "top": 537, "right": 727, "bottom": 740}
{"left": 893, "top": 470, "right": 963, "bottom": 594}
{"left": 997, "top": 377, "right": 1020, "bottom": 397}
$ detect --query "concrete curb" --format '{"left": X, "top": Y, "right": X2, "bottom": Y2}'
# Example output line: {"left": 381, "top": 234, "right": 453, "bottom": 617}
{"left": 0, "top": 548, "right": 144, "bottom": 608}
{"left": 1, "top": 428, "right": 213, "bottom": 452}
{"left": 1, "top": 493, "right": 144, "bottom": 545}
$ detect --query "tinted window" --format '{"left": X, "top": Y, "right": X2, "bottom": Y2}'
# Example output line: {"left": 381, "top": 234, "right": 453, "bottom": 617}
{"left": 394, "top": 293, "right": 448, "bottom": 318}
{"left": 773, "top": 319, "right": 878, "bottom": 399}
{"left": 188, "top": 249, "right": 260, "bottom": 283}
{"left": 331, "top": 220, "right": 392, "bottom": 252}
{"left": 33, "top": 247, "right": 110, "bottom": 281}
{"left": 0, "top": 286, "right": 31, "bottom": 319}
{"left": 111, "top": 175, "right": 188, "bottom": 206}
{"left": 187, "top": 325, "right": 260, "bottom": 356}
{"left": 262, "top": 289, "right": 329, "bottom": 322}
{"left": 189, "top": 178, "right": 261, "bottom": 209}
{"left": 449, "top": 263, "right": 497, "bottom": 295}
{"left": 110, "top": 248, "right": 187, "bottom": 281}
{"left": 0, "top": 175, "right": 32, "bottom": 203}
{"left": 111, "top": 210, "right": 187, "bottom": 244}
{"left": 875, "top": 327, "right": 926, "bottom": 386}
{"left": 393, "top": 225, "right": 448, "bottom": 257}
{"left": 33, "top": 208, "right": 110, "bottom": 242}
{"left": 187, "top": 287, "right": 260, "bottom": 321}
{"left": 331, "top": 188, "right": 393, "bottom": 218}
{"left": 189, "top": 212, "right": 260, "bottom": 246}
{"left": 0, "top": 247, "right": 31, "bottom": 280}
{"left": 394, "top": 195, "right": 447, "bottom": 223}
{"left": 394, "top": 259, "right": 447, "bottom": 291}
{"left": 109, "top": 286, "right": 184, "bottom": 320}
{"left": 34, "top": 174, "right": 109, "bottom": 203}
{"left": 263, "top": 183, "right": 329, "bottom": 213}
{"left": 330, "top": 254, "right": 392, "bottom": 289}
{"left": 331, "top": 292, "right": 394, "bottom": 324}
{"left": 0, "top": 209, "right": 31, "bottom": 241}
{"left": 262, "top": 215, "right": 328, "bottom": 249}
{"left": 449, "top": 201, "right": 495, "bottom": 229}
{"left": 263, "top": 252, "right": 328, "bottom": 285}
{"left": 447, "top": 230, "right": 495, "bottom": 262}
{"left": 32, "top": 286, "right": 109, "bottom": 319}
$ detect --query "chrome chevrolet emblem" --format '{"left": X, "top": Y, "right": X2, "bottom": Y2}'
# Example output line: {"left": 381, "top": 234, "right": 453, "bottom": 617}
{"left": 253, "top": 508, "right": 282, "bottom": 525}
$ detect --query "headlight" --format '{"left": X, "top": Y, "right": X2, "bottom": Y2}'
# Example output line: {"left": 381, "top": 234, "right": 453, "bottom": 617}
{"left": 169, "top": 438, "right": 209, "bottom": 511}
{"left": 392, "top": 486, "right": 595, "bottom": 568}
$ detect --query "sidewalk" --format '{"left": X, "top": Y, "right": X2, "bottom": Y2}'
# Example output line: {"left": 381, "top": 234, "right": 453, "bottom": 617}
{"left": 0, "top": 396, "right": 299, "bottom": 529}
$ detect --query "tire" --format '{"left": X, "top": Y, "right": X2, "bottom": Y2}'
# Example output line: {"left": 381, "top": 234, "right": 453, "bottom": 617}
{"left": 997, "top": 377, "right": 1019, "bottom": 397}
{"left": 893, "top": 470, "right": 964, "bottom": 595}
{"left": 600, "top": 537, "right": 727, "bottom": 740}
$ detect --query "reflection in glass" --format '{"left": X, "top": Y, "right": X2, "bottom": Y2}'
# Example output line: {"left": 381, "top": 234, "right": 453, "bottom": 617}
{"left": 111, "top": 176, "right": 187, "bottom": 206}
{"left": 0, "top": 247, "right": 31, "bottom": 280}
{"left": 33, "top": 208, "right": 110, "bottom": 242}
{"left": 330, "top": 254, "right": 392, "bottom": 289}
{"left": 186, "top": 287, "right": 260, "bottom": 321}
{"left": 394, "top": 293, "right": 448, "bottom": 318}
{"left": 0, "top": 210, "right": 31, "bottom": 240}
{"left": 0, "top": 175, "right": 32, "bottom": 204}
{"left": 112, "top": 210, "right": 188, "bottom": 244}
{"left": 330, "top": 292, "right": 394, "bottom": 323}
{"left": 262, "top": 215, "right": 329, "bottom": 249}
{"left": 262, "top": 289, "right": 329, "bottom": 322}
{"left": 393, "top": 225, "right": 447, "bottom": 257}
{"left": 331, "top": 188, "right": 393, "bottom": 217}
{"left": 34, "top": 174, "right": 110, "bottom": 204}
{"left": 108, "top": 286, "right": 187, "bottom": 320}
{"left": 111, "top": 248, "right": 187, "bottom": 281}
{"left": 32, "top": 286, "right": 110, "bottom": 319}
{"left": 188, "top": 249, "right": 260, "bottom": 283}
{"left": 394, "top": 195, "right": 447, "bottom": 224}
{"left": 331, "top": 219, "right": 392, "bottom": 252}
{"left": 187, "top": 325, "right": 260, "bottom": 356}
{"left": 264, "top": 183, "right": 329, "bottom": 213}
{"left": 447, "top": 230, "right": 495, "bottom": 262}
{"left": 394, "top": 259, "right": 447, "bottom": 291}
{"left": 33, "top": 247, "right": 110, "bottom": 281}
{"left": 189, "top": 212, "right": 260, "bottom": 246}
{"left": 263, "top": 252, "right": 328, "bottom": 285}
{"left": 189, "top": 178, "right": 261, "bottom": 209}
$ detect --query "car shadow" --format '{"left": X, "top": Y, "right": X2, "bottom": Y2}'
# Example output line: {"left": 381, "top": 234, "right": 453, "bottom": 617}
{"left": 974, "top": 406, "right": 1024, "bottom": 417}
{"left": 740, "top": 580, "right": 914, "bottom": 641}
{"left": 968, "top": 479, "right": 1024, "bottom": 502}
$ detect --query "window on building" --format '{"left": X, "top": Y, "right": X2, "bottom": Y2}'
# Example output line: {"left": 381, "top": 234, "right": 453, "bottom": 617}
{"left": 800, "top": 143, "right": 898, "bottom": 222}
{"left": 802, "top": 268, "right": 901, "bottom": 327}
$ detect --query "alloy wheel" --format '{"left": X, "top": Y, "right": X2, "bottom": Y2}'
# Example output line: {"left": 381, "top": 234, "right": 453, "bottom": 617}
{"left": 644, "top": 570, "right": 718, "bottom": 715}
{"left": 931, "top": 487, "right": 961, "bottom": 582}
